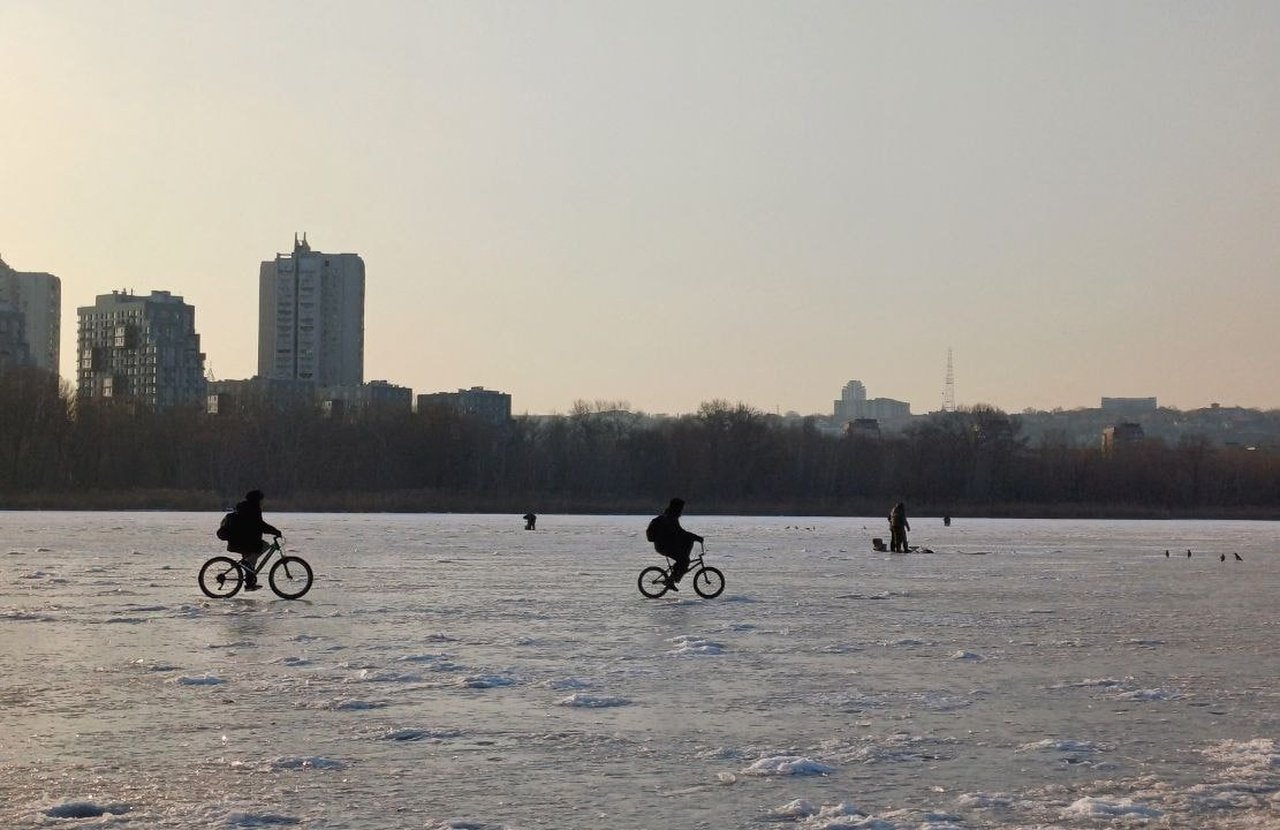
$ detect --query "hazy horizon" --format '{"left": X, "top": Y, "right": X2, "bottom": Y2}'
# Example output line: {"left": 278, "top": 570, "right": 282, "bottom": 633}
{"left": 3, "top": 1, "right": 1278, "bottom": 415}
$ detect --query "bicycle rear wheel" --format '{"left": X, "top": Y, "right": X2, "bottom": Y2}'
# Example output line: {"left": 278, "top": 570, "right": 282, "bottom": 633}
{"left": 692, "top": 566, "right": 725, "bottom": 599}
{"left": 198, "top": 556, "right": 244, "bottom": 598}
{"left": 269, "top": 556, "right": 314, "bottom": 599}
{"left": 637, "top": 566, "right": 670, "bottom": 598}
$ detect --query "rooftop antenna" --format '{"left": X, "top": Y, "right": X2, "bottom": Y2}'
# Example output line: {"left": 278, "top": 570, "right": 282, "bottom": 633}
{"left": 942, "top": 348, "right": 956, "bottom": 412}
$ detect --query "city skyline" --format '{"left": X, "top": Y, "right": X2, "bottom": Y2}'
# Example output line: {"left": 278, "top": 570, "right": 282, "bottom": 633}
{"left": 3, "top": 3, "right": 1278, "bottom": 415}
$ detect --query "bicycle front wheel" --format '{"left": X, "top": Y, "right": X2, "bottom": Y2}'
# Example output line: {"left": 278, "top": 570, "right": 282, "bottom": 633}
{"left": 198, "top": 556, "right": 244, "bottom": 598}
{"left": 637, "top": 566, "right": 669, "bottom": 599}
{"left": 269, "top": 556, "right": 314, "bottom": 599}
{"left": 692, "top": 566, "right": 725, "bottom": 599}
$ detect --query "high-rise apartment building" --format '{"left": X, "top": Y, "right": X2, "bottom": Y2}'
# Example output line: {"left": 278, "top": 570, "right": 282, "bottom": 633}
{"left": 77, "top": 290, "right": 206, "bottom": 408}
{"left": 833, "top": 379, "right": 911, "bottom": 425}
{"left": 258, "top": 234, "right": 365, "bottom": 387}
{"left": 0, "top": 256, "right": 61, "bottom": 374}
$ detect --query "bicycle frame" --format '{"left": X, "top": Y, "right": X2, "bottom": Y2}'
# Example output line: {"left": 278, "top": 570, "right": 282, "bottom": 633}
{"left": 659, "top": 541, "right": 706, "bottom": 575}
{"left": 240, "top": 537, "right": 284, "bottom": 576}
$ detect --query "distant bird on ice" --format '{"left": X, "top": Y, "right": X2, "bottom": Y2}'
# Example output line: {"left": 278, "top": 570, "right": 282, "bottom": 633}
{"left": 1164, "top": 550, "right": 1170, "bottom": 558}
{"left": 1187, "top": 549, "right": 1192, "bottom": 558}
{"left": 1234, "top": 552, "right": 1243, "bottom": 561}
{"left": 1220, "top": 553, "right": 1226, "bottom": 562}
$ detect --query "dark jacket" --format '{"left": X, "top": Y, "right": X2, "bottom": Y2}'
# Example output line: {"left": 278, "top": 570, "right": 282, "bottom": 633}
{"left": 648, "top": 511, "right": 702, "bottom": 557}
{"left": 226, "top": 499, "right": 282, "bottom": 554}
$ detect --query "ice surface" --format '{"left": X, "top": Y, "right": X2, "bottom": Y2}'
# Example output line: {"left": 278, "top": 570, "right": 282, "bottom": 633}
{"left": 1, "top": 512, "right": 1278, "bottom": 829}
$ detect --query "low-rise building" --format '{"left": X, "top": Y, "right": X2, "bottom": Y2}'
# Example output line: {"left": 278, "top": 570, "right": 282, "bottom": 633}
{"left": 417, "top": 386, "right": 512, "bottom": 425}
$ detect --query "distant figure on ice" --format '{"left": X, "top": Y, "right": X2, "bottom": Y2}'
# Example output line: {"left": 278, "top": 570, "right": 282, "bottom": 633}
{"left": 943, "top": 514, "right": 952, "bottom": 527}
{"left": 523, "top": 512, "right": 537, "bottom": 530}
{"left": 1165, "top": 550, "right": 1170, "bottom": 558}
{"left": 1234, "top": 552, "right": 1243, "bottom": 561}
{"left": 1220, "top": 553, "right": 1226, "bottom": 562}
{"left": 1187, "top": 549, "right": 1192, "bottom": 558}
{"left": 645, "top": 498, "right": 704, "bottom": 592}
{"left": 888, "top": 502, "right": 910, "bottom": 552}
{"left": 222, "top": 490, "right": 282, "bottom": 591}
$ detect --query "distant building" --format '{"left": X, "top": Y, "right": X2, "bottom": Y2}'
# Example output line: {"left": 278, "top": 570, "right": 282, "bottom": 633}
{"left": 833, "top": 379, "right": 910, "bottom": 425}
{"left": 77, "top": 290, "right": 206, "bottom": 408}
{"left": 1101, "top": 397, "right": 1157, "bottom": 415}
{"left": 0, "top": 304, "right": 30, "bottom": 370}
{"left": 206, "top": 377, "right": 315, "bottom": 414}
{"left": 258, "top": 234, "right": 365, "bottom": 387}
{"left": 833, "top": 380, "right": 866, "bottom": 421}
{"left": 1101, "top": 422, "right": 1145, "bottom": 453}
{"left": 0, "top": 256, "right": 60, "bottom": 374}
{"left": 319, "top": 380, "right": 413, "bottom": 416}
{"left": 417, "top": 386, "right": 512, "bottom": 425}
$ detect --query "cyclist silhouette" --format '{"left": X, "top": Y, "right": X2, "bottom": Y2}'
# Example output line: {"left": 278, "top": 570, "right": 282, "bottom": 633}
{"left": 645, "top": 498, "right": 704, "bottom": 591}
{"left": 224, "top": 490, "right": 281, "bottom": 591}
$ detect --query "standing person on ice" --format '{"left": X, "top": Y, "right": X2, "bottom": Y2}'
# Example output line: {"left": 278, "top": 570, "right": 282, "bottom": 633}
{"left": 224, "top": 489, "right": 282, "bottom": 591}
{"left": 888, "top": 501, "right": 910, "bottom": 552}
{"left": 646, "top": 498, "right": 704, "bottom": 592}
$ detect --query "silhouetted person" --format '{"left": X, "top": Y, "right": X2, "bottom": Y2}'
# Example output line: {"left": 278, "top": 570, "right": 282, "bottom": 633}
{"left": 224, "top": 490, "right": 281, "bottom": 591}
{"left": 1234, "top": 552, "right": 1243, "bottom": 561}
{"left": 523, "top": 513, "right": 537, "bottom": 530}
{"left": 645, "top": 498, "right": 703, "bottom": 591}
{"left": 1164, "top": 550, "right": 1170, "bottom": 558}
{"left": 943, "top": 514, "right": 951, "bottom": 527}
{"left": 888, "top": 502, "right": 910, "bottom": 552}
{"left": 1187, "top": 549, "right": 1192, "bottom": 558}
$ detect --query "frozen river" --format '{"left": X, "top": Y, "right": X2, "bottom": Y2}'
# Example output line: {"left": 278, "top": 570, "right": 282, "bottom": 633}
{"left": 1, "top": 512, "right": 1277, "bottom": 829}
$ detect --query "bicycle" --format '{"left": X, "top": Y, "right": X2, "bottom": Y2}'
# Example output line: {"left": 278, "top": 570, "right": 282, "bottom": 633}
{"left": 198, "top": 537, "right": 313, "bottom": 600}
{"left": 638, "top": 541, "right": 725, "bottom": 599}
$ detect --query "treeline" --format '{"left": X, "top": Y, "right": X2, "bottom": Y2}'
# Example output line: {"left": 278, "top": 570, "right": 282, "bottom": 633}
{"left": 2, "top": 367, "right": 1279, "bottom": 516}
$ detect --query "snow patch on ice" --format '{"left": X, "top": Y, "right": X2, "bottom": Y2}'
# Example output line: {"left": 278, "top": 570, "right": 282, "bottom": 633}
{"left": 304, "top": 698, "right": 386, "bottom": 711}
{"left": 380, "top": 727, "right": 463, "bottom": 742}
{"left": 1114, "top": 687, "right": 1183, "bottom": 702}
{"left": 669, "top": 635, "right": 726, "bottom": 655}
{"left": 742, "top": 755, "right": 835, "bottom": 776}
{"left": 395, "top": 653, "right": 462, "bottom": 670}
{"left": 1202, "top": 738, "right": 1279, "bottom": 770}
{"left": 269, "top": 756, "right": 348, "bottom": 770}
{"left": 1017, "top": 739, "right": 1111, "bottom": 753}
{"left": 949, "top": 650, "right": 982, "bottom": 660}
{"left": 353, "top": 668, "right": 425, "bottom": 683}
{"left": 1061, "top": 796, "right": 1161, "bottom": 819}
{"left": 1051, "top": 677, "right": 1130, "bottom": 689}
{"left": 557, "top": 693, "right": 631, "bottom": 708}
{"left": 456, "top": 674, "right": 516, "bottom": 688}
{"left": 956, "top": 792, "right": 1015, "bottom": 809}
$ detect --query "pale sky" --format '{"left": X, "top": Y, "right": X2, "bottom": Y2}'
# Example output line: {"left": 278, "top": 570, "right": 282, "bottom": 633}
{"left": 3, "top": 1, "right": 1278, "bottom": 415}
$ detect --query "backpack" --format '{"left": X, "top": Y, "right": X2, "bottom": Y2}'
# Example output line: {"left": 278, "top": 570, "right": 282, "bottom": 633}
{"left": 215, "top": 511, "right": 240, "bottom": 542}
{"left": 645, "top": 515, "right": 662, "bottom": 543}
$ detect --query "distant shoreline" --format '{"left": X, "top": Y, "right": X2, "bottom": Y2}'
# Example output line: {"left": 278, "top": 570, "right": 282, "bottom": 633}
{"left": 1, "top": 490, "right": 1276, "bottom": 520}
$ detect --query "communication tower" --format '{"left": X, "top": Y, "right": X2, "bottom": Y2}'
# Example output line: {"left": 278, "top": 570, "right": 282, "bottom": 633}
{"left": 942, "top": 348, "right": 956, "bottom": 412}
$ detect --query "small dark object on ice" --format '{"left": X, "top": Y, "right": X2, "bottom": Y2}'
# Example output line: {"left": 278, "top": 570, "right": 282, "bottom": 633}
{"left": 1234, "top": 552, "right": 1243, "bottom": 561}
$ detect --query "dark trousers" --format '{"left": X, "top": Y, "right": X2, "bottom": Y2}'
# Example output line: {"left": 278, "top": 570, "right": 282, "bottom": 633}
{"left": 890, "top": 526, "right": 907, "bottom": 551}
{"left": 663, "top": 539, "right": 695, "bottom": 583}
{"left": 238, "top": 540, "right": 269, "bottom": 581}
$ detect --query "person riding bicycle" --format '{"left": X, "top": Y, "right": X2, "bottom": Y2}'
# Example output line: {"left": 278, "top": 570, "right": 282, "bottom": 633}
{"left": 645, "top": 498, "right": 704, "bottom": 592}
{"left": 224, "top": 489, "right": 282, "bottom": 591}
